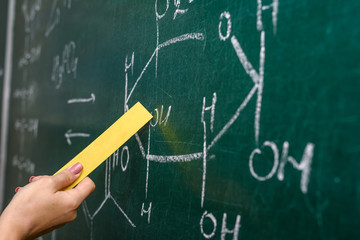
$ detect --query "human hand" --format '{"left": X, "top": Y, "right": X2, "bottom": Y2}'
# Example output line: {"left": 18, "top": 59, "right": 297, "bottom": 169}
{"left": 0, "top": 163, "right": 95, "bottom": 240}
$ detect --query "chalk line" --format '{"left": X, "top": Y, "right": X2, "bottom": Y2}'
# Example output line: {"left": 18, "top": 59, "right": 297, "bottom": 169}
{"left": 201, "top": 97, "right": 207, "bottom": 208}
{"left": 207, "top": 84, "right": 258, "bottom": 150}
{"left": 231, "top": 36, "right": 260, "bottom": 84}
{"left": 146, "top": 152, "right": 203, "bottom": 163}
{"left": 64, "top": 129, "right": 90, "bottom": 145}
{"left": 126, "top": 32, "right": 204, "bottom": 103}
{"left": 44, "top": 0, "right": 60, "bottom": 37}
{"left": 91, "top": 196, "right": 109, "bottom": 219}
{"left": 158, "top": 33, "right": 204, "bottom": 49}
{"left": 145, "top": 124, "right": 151, "bottom": 199}
{"left": 67, "top": 93, "right": 95, "bottom": 104}
{"left": 110, "top": 195, "right": 136, "bottom": 227}
{"left": 155, "top": 13, "right": 159, "bottom": 78}
{"left": 126, "top": 49, "right": 157, "bottom": 103}
{"left": 135, "top": 132, "right": 146, "bottom": 158}
{"left": 254, "top": 31, "right": 265, "bottom": 145}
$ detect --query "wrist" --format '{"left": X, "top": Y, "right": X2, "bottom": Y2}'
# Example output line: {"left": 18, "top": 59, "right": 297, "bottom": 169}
{"left": 0, "top": 214, "right": 27, "bottom": 240}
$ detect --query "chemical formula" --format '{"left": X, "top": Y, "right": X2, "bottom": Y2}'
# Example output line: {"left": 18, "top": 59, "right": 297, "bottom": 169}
{"left": 78, "top": 0, "right": 315, "bottom": 239}
{"left": 2, "top": 1, "right": 317, "bottom": 239}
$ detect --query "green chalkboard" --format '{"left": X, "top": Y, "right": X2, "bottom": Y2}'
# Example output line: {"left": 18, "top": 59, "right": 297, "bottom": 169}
{"left": 1, "top": 0, "right": 360, "bottom": 239}
{"left": 0, "top": 0, "right": 8, "bottom": 131}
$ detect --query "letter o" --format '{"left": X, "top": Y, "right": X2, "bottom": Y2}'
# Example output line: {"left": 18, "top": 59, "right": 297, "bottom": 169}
{"left": 249, "top": 141, "right": 279, "bottom": 181}
{"left": 200, "top": 211, "right": 217, "bottom": 239}
{"left": 218, "top": 11, "right": 232, "bottom": 41}
{"left": 150, "top": 108, "right": 159, "bottom": 127}
{"left": 155, "top": 0, "right": 170, "bottom": 20}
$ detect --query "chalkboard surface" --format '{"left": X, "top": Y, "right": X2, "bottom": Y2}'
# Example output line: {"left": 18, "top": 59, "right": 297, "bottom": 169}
{"left": 0, "top": 0, "right": 8, "bottom": 132}
{"left": 1, "top": 0, "right": 360, "bottom": 239}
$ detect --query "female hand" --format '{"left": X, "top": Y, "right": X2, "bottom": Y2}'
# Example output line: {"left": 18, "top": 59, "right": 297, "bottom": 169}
{"left": 0, "top": 163, "right": 95, "bottom": 240}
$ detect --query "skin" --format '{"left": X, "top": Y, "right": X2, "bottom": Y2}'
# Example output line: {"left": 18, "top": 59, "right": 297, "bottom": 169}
{"left": 0, "top": 163, "right": 95, "bottom": 240}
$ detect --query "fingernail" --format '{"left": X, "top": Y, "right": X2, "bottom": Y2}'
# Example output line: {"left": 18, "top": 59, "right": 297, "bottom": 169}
{"left": 15, "top": 187, "right": 21, "bottom": 193}
{"left": 29, "top": 176, "right": 35, "bottom": 182}
{"left": 69, "top": 162, "right": 83, "bottom": 175}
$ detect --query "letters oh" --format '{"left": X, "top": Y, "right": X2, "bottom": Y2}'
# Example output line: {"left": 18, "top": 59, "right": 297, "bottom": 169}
{"left": 200, "top": 211, "right": 241, "bottom": 239}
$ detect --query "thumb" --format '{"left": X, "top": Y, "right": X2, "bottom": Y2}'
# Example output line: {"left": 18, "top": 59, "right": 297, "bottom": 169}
{"left": 51, "top": 163, "right": 83, "bottom": 190}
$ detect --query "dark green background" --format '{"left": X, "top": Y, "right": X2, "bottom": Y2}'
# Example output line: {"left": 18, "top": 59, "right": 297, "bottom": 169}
{"left": 0, "top": 0, "right": 8, "bottom": 128}
{"left": 2, "top": 0, "right": 360, "bottom": 239}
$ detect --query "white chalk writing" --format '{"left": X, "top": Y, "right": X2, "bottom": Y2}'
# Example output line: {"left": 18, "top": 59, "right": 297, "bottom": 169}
{"left": 67, "top": 93, "right": 95, "bottom": 104}
{"left": 51, "top": 41, "right": 78, "bottom": 89}
{"left": 13, "top": 85, "right": 35, "bottom": 100}
{"left": 45, "top": 0, "right": 72, "bottom": 37}
{"left": 12, "top": 154, "right": 35, "bottom": 175}
{"left": 18, "top": 45, "right": 41, "bottom": 69}
{"left": 37, "top": 1, "right": 319, "bottom": 239}
{"left": 64, "top": 129, "right": 90, "bottom": 145}
{"left": 200, "top": 210, "right": 241, "bottom": 239}
{"left": 22, "top": 0, "right": 41, "bottom": 39}
{"left": 14, "top": 118, "right": 39, "bottom": 138}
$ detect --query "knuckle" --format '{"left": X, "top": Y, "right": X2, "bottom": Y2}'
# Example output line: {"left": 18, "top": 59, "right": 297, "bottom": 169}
{"left": 89, "top": 180, "right": 96, "bottom": 192}
{"left": 57, "top": 171, "right": 74, "bottom": 186}
{"left": 65, "top": 197, "right": 79, "bottom": 210}
{"left": 47, "top": 177, "right": 56, "bottom": 186}
{"left": 64, "top": 171, "right": 75, "bottom": 182}
{"left": 68, "top": 211, "right": 77, "bottom": 222}
{"left": 70, "top": 199, "right": 79, "bottom": 210}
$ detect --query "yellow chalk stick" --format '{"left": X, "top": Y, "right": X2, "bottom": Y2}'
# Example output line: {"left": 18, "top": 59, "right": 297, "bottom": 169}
{"left": 54, "top": 102, "right": 152, "bottom": 190}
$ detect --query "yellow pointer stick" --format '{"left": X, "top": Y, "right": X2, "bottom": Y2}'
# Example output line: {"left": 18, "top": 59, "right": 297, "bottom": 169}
{"left": 54, "top": 102, "right": 152, "bottom": 190}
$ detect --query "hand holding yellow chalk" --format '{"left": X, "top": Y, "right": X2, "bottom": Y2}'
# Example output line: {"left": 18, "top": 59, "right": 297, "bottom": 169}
{"left": 54, "top": 102, "right": 152, "bottom": 190}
